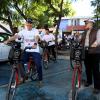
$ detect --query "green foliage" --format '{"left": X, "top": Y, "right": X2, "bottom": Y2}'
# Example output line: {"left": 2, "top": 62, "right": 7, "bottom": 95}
{"left": 91, "top": 0, "right": 100, "bottom": 17}
{"left": 0, "top": 0, "right": 75, "bottom": 33}
{"left": 91, "top": 0, "right": 100, "bottom": 28}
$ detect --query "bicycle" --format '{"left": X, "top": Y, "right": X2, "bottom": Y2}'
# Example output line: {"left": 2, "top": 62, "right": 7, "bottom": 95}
{"left": 69, "top": 39, "right": 83, "bottom": 70}
{"left": 71, "top": 42, "right": 84, "bottom": 100}
{"left": 24, "top": 52, "right": 38, "bottom": 81}
{"left": 6, "top": 42, "right": 38, "bottom": 100}
{"left": 41, "top": 41, "right": 57, "bottom": 69}
{"left": 40, "top": 41, "right": 49, "bottom": 69}
{"left": 70, "top": 39, "right": 78, "bottom": 70}
{"left": 6, "top": 41, "right": 22, "bottom": 100}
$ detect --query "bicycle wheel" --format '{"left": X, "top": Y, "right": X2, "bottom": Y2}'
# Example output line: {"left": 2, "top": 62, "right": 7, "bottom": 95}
{"left": 42, "top": 49, "right": 49, "bottom": 69}
{"left": 30, "top": 63, "right": 38, "bottom": 81}
{"left": 43, "top": 60, "right": 48, "bottom": 69}
{"left": 72, "top": 69, "right": 79, "bottom": 100}
{"left": 6, "top": 68, "right": 18, "bottom": 100}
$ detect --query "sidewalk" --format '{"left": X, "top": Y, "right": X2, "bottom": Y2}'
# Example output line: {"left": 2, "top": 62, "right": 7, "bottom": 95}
{"left": 0, "top": 50, "right": 100, "bottom": 100}
{"left": 0, "top": 59, "right": 72, "bottom": 100}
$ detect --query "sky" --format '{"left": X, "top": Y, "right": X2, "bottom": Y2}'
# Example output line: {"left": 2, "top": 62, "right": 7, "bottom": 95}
{"left": 72, "top": 0, "right": 95, "bottom": 17}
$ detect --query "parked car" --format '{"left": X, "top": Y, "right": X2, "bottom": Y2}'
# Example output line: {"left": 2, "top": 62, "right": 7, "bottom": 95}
{"left": 0, "top": 32, "right": 11, "bottom": 62}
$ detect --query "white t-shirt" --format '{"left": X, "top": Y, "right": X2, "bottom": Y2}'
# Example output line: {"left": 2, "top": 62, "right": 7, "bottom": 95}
{"left": 17, "top": 28, "right": 40, "bottom": 53}
{"left": 84, "top": 30, "right": 91, "bottom": 47}
{"left": 42, "top": 33, "right": 55, "bottom": 46}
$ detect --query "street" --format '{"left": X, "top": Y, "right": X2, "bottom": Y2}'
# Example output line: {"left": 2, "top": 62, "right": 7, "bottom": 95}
{"left": 0, "top": 54, "right": 100, "bottom": 100}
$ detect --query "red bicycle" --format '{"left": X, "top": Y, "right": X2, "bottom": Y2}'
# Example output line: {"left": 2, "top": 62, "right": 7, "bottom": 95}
{"left": 71, "top": 42, "right": 83, "bottom": 100}
{"left": 6, "top": 43, "right": 38, "bottom": 100}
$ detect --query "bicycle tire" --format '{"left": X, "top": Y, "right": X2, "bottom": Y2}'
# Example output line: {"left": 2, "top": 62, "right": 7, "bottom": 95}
{"left": 43, "top": 60, "right": 48, "bottom": 69}
{"left": 6, "top": 69, "right": 17, "bottom": 100}
{"left": 72, "top": 69, "right": 79, "bottom": 100}
{"left": 42, "top": 48, "right": 49, "bottom": 70}
{"left": 30, "top": 63, "right": 38, "bottom": 81}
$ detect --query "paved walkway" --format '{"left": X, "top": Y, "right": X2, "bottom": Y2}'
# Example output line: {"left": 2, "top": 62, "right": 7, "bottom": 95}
{"left": 0, "top": 50, "right": 100, "bottom": 100}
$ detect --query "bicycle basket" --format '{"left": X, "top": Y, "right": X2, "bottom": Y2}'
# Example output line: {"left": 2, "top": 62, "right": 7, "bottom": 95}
{"left": 8, "top": 42, "right": 21, "bottom": 61}
{"left": 70, "top": 41, "right": 84, "bottom": 61}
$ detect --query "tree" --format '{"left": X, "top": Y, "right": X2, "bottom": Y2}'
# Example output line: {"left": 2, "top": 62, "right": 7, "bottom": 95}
{"left": 0, "top": 0, "right": 75, "bottom": 35}
{"left": 91, "top": 0, "right": 100, "bottom": 28}
{"left": 0, "top": 0, "right": 13, "bottom": 33}
{"left": 34, "top": 0, "right": 75, "bottom": 44}
{"left": 0, "top": 0, "right": 48, "bottom": 33}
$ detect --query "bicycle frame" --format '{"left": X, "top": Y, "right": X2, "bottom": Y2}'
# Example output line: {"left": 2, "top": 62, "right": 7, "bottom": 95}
{"left": 27, "top": 56, "right": 38, "bottom": 81}
{"left": 7, "top": 42, "right": 38, "bottom": 100}
{"left": 71, "top": 61, "right": 82, "bottom": 100}
{"left": 72, "top": 61, "right": 82, "bottom": 88}
{"left": 70, "top": 41, "right": 83, "bottom": 100}
{"left": 42, "top": 47, "right": 49, "bottom": 69}
{"left": 6, "top": 58, "right": 21, "bottom": 100}
{"left": 43, "top": 48, "right": 49, "bottom": 61}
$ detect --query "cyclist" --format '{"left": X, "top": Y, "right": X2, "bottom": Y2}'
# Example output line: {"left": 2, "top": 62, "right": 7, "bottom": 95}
{"left": 42, "top": 28, "right": 56, "bottom": 61}
{"left": 4, "top": 18, "right": 43, "bottom": 86}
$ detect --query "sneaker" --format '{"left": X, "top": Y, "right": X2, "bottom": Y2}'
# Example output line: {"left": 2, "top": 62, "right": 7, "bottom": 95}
{"left": 93, "top": 88, "right": 100, "bottom": 94}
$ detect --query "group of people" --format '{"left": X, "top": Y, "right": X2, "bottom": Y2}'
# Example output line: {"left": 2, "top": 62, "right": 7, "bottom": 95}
{"left": 4, "top": 18, "right": 56, "bottom": 85}
{"left": 4, "top": 18, "right": 56, "bottom": 87}
{"left": 4, "top": 18, "right": 100, "bottom": 94}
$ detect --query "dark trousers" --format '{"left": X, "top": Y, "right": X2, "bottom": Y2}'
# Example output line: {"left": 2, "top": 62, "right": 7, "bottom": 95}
{"left": 84, "top": 50, "right": 100, "bottom": 89}
{"left": 21, "top": 51, "right": 42, "bottom": 81}
{"left": 47, "top": 45, "right": 56, "bottom": 59}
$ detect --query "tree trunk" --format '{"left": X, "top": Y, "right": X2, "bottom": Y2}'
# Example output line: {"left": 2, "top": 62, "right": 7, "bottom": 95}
{"left": 55, "top": 14, "right": 62, "bottom": 45}
{"left": 55, "top": 0, "right": 64, "bottom": 45}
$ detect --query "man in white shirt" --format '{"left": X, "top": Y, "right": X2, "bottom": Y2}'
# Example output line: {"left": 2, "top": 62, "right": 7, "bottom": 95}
{"left": 4, "top": 18, "right": 43, "bottom": 85}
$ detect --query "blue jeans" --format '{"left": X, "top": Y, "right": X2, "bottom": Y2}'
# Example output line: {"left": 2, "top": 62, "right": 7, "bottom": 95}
{"left": 21, "top": 51, "right": 42, "bottom": 81}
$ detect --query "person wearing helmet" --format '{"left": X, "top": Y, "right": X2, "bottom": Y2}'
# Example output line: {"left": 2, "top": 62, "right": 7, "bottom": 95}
{"left": 81, "top": 19, "right": 100, "bottom": 94}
